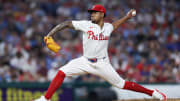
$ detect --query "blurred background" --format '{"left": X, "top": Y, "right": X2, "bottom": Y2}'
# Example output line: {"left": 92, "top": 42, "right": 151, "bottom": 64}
{"left": 0, "top": 0, "right": 179, "bottom": 101}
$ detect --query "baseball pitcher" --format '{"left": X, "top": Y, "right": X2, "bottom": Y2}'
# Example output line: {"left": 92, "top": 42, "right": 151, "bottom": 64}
{"left": 34, "top": 5, "right": 166, "bottom": 101}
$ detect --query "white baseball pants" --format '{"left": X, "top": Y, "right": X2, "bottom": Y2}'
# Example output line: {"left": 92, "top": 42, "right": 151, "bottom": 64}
{"left": 60, "top": 56, "right": 125, "bottom": 88}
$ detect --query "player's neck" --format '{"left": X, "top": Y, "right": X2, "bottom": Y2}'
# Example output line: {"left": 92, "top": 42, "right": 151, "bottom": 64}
{"left": 97, "top": 19, "right": 104, "bottom": 29}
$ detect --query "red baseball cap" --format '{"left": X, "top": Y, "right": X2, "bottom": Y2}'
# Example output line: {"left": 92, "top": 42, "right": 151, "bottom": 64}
{"left": 88, "top": 4, "right": 106, "bottom": 14}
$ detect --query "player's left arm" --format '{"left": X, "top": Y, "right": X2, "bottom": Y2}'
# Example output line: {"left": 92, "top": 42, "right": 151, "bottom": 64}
{"left": 112, "top": 9, "right": 136, "bottom": 31}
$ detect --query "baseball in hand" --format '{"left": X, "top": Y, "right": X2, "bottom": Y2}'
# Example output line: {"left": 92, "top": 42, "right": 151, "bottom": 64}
{"left": 132, "top": 10, "right": 136, "bottom": 16}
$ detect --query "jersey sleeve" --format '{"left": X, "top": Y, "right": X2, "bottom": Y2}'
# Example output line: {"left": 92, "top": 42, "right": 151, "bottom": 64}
{"left": 108, "top": 23, "right": 114, "bottom": 33}
{"left": 72, "top": 20, "right": 87, "bottom": 32}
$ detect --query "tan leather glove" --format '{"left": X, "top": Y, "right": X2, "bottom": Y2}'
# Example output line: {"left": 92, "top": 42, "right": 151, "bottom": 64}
{"left": 44, "top": 36, "right": 61, "bottom": 53}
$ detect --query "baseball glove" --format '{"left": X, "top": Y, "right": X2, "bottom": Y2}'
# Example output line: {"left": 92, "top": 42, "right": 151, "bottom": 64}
{"left": 44, "top": 36, "right": 61, "bottom": 53}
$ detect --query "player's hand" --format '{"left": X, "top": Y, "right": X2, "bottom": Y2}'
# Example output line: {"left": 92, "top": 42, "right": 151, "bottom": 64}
{"left": 44, "top": 36, "right": 61, "bottom": 53}
{"left": 126, "top": 9, "right": 136, "bottom": 19}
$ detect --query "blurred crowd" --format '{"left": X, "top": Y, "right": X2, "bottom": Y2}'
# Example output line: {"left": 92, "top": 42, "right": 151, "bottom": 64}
{"left": 0, "top": 0, "right": 179, "bottom": 83}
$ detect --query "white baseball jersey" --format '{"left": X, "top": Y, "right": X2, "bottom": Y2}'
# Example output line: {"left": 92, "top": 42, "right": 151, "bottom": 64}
{"left": 72, "top": 20, "right": 114, "bottom": 59}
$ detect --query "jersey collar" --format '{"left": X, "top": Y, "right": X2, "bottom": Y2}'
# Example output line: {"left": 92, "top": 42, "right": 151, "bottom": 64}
{"left": 91, "top": 21, "right": 105, "bottom": 32}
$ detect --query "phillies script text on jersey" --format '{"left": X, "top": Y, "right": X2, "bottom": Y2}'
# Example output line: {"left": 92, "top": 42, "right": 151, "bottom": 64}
{"left": 87, "top": 30, "right": 109, "bottom": 40}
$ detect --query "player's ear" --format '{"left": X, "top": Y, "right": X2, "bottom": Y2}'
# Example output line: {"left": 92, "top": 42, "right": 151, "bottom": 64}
{"left": 103, "top": 13, "right": 106, "bottom": 18}
{"left": 101, "top": 12, "right": 105, "bottom": 18}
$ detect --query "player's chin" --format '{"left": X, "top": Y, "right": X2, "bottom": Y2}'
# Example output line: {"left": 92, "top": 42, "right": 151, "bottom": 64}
{"left": 91, "top": 19, "right": 96, "bottom": 23}
{"left": 91, "top": 20, "right": 96, "bottom": 23}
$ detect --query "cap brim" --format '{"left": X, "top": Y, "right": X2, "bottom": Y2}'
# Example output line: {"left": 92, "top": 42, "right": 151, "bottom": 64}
{"left": 88, "top": 9, "right": 98, "bottom": 12}
{"left": 88, "top": 9, "right": 106, "bottom": 17}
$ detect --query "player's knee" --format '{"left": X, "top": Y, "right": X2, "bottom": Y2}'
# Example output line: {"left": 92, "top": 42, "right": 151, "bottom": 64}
{"left": 113, "top": 80, "right": 125, "bottom": 89}
{"left": 58, "top": 70, "right": 66, "bottom": 77}
{"left": 59, "top": 68, "right": 68, "bottom": 76}
{"left": 59, "top": 67, "right": 73, "bottom": 77}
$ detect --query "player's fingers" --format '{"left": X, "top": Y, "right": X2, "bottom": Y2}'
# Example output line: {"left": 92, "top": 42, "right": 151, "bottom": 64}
{"left": 128, "top": 9, "right": 136, "bottom": 16}
{"left": 132, "top": 9, "right": 136, "bottom": 13}
{"left": 129, "top": 9, "right": 134, "bottom": 13}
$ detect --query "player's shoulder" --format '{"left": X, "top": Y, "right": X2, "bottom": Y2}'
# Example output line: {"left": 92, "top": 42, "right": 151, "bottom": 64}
{"left": 104, "top": 22, "right": 113, "bottom": 28}
{"left": 80, "top": 20, "right": 94, "bottom": 26}
{"left": 72, "top": 20, "right": 91, "bottom": 27}
{"left": 74, "top": 20, "right": 90, "bottom": 23}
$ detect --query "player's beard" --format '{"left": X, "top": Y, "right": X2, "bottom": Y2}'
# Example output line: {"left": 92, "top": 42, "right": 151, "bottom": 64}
{"left": 91, "top": 18, "right": 99, "bottom": 24}
{"left": 91, "top": 19, "right": 102, "bottom": 24}
{"left": 92, "top": 20, "right": 96, "bottom": 23}
{"left": 91, "top": 16, "right": 103, "bottom": 24}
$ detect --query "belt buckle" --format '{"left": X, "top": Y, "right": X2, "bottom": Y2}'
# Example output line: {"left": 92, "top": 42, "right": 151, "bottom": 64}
{"left": 88, "top": 58, "right": 97, "bottom": 63}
